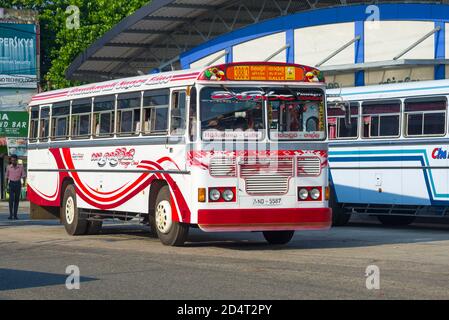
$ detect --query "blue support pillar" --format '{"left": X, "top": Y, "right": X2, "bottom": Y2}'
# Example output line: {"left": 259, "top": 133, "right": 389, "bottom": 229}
{"left": 354, "top": 21, "right": 365, "bottom": 86}
{"left": 226, "top": 47, "right": 233, "bottom": 64}
{"left": 435, "top": 21, "right": 445, "bottom": 80}
{"left": 286, "top": 29, "right": 295, "bottom": 63}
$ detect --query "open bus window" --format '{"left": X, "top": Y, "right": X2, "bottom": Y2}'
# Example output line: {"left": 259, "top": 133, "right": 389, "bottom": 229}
{"left": 268, "top": 89, "right": 325, "bottom": 140}
{"left": 93, "top": 95, "right": 115, "bottom": 137}
{"left": 327, "top": 102, "right": 359, "bottom": 139}
{"left": 143, "top": 90, "right": 169, "bottom": 134}
{"left": 71, "top": 99, "right": 92, "bottom": 138}
{"left": 405, "top": 97, "right": 447, "bottom": 137}
{"left": 29, "top": 109, "right": 39, "bottom": 142}
{"left": 171, "top": 90, "right": 187, "bottom": 135}
{"left": 362, "top": 100, "right": 400, "bottom": 138}
{"left": 200, "top": 87, "right": 264, "bottom": 140}
{"left": 117, "top": 93, "right": 141, "bottom": 135}
{"left": 51, "top": 102, "right": 70, "bottom": 139}
{"left": 39, "top": 106, "right": 50, "bottom": 141}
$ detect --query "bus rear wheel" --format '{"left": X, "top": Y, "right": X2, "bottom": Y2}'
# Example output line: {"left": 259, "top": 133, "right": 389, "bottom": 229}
{"left": 332, "top": 208, "right": 351, "bottom": 226}
{"left": 61, "top": 185, "right": 87, "bottom": 235}
{"left": 262, "top": 231, "right": 294, "bottom": 245}
{"left": 377, "top": 215, "right": 415, "bottom": 226}
{"left": 152, "top": 185, "right": 189, "bottom": 246}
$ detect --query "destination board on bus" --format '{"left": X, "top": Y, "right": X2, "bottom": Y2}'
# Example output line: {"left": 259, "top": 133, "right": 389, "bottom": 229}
{"left": 199, "top": 63, "right": 324, "bottom": 83}
{"left": 226, "top": 65, "right": 304, "bottom": 81}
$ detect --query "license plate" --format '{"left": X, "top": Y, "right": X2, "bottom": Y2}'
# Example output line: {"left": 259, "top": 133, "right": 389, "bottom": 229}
{"left": 252, "top": 197, "right": 282, "bottom": 207}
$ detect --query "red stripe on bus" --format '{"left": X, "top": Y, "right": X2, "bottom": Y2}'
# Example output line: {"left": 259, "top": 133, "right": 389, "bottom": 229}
{"left": 172, "top": 72, "right": 200, "bottom": 79}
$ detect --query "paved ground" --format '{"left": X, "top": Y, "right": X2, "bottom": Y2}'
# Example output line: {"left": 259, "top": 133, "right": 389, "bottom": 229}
{"left": 1, "top": 201, "right": 449, "bottom": 299}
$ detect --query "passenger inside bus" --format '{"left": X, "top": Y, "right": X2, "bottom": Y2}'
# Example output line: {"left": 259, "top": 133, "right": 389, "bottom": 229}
{"left": 232, "top": 116, "right": 248, "bottom": 131}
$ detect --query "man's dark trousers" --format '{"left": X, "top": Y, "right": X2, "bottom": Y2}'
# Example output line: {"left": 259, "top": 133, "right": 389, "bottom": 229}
{"left": 9, "top": 181, "right": 21, "bottom": 219}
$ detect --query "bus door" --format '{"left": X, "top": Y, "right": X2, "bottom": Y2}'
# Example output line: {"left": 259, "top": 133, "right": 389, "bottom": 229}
{"left": 168, "top": 88, "right": 188, "bottom": 171}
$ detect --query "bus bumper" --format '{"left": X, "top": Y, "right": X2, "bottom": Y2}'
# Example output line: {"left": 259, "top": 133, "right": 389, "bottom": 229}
{"left": 197, "top": 208, "right": 332, "bottom": 232}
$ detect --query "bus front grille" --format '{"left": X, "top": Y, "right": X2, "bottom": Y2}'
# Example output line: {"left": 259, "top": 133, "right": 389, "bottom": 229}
{"left": 240, "top": 157, "right": 293, "bottom": 195}
{"left": 297, "top": 157, "right": 321, "bottom": 176}
{"left": 209, "top": 157, "right": 236, "bottom": 177}
{"left": 244, "top": 176, "right": 290, "bottom": 195}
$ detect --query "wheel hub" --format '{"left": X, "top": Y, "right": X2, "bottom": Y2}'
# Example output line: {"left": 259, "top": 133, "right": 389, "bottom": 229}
{"left": 65, "top": 196, "right": 75, "bottom": 224}
{"left": 155, "top": 200, "right": 173, "bottom": 234}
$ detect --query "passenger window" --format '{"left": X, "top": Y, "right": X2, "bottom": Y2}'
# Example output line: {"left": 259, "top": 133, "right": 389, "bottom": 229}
{"left": 39, "top": 106, "right": 50, "bottom": 141}
{"left": 117, "top": 92, "right": 141, "bottom": 135}
{"left": 170, "top": 90, "right": 187, "bottom": 135}
{"left": 29, "top": 109, "right": 39, "bottom": 142}
{"left": 327, "top": 102, "right": 359, "bottom": 139}
{"left": 51, "top": 102, "right": 70, "bottom": 139}
{"left": 71, "top": 99, "right": 92, "bottom": 138}
{"left": 189, "top": 87, "right": 197, "bottom": 141}
{"left": 405, "top": 97, "right": 447, "bottom": 136}
{"left": 362, "top": 101, "right": 400, "bottom": 138}
{"left": 93, "top": 95, "right": 115, "bottom": 137}
{"left": 142, "top": 90, "right": 169, "bottom": 134}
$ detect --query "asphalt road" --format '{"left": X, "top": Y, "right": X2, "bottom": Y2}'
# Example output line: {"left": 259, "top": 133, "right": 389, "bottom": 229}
{"left": 1, "top": 202, "right": 449, "bottom": 300}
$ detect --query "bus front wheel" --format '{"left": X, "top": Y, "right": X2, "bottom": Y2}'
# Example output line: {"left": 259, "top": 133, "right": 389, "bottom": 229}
{"left": 61, "top": 185, "right": 87, "bottom": 235}
{"left": 152, "top": 185, "right": 189, "bottom": 246}
{"left": 262, "top": 231, "right": 294, "bottom": 245}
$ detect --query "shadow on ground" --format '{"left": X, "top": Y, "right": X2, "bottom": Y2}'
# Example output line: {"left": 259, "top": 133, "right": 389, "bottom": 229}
{"left": 0, "top": 268, "right": 97, "bottom": 291}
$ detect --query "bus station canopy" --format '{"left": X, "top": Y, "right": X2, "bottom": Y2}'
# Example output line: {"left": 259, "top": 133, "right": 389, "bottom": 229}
{"left": 66, "top": 0, "right": 363, "bottom": 82}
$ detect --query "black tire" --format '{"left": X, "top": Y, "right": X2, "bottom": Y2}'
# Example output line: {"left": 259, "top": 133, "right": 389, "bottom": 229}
{"left": 377, "top": 215, "right": 415, "bottom": 226}
{"left": 152, "top": 185, "right": 189, "bottom": 246}
{"left": 262, "top": 231, "right": 294, "bottom": 245}
{"left": 85, "top": 220, "right": 103, "bottom": 235}
{"left": 329, "top": 182, "right": 351, "bottom": 226}
{"left": 61, "top": 184, "right": 87, "bottom": 235}
{"left": 332, "top": 207, "right": 351, "bottom": 226}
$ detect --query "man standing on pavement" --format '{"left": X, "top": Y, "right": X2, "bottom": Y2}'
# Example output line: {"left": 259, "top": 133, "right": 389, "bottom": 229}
{"left": 6, "top": 154, "right": 26, "bottom": 220}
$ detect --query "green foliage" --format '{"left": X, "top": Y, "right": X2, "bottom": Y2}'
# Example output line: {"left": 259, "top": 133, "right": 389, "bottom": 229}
{"left": 0, "top": 0, "right": 149, "bottom": 89}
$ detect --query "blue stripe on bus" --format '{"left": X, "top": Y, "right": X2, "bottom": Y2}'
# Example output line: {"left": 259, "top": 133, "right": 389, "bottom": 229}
{"left": 329, "top": 150, "right": 449, "bottom": 205}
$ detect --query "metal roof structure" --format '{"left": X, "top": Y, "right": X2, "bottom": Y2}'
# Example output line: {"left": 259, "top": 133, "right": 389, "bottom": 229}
{"left": 66, "top": 0, "right": 384, "bottom": 82}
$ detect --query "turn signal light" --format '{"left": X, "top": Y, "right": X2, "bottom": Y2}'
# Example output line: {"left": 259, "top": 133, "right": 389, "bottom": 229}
{"left": 198, "top": 188, "right": 206, "bottom": 202}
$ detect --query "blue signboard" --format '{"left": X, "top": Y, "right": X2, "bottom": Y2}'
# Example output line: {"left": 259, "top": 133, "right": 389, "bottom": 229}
{"left": 0, "top": 23, "right": 37, "bottom": 88}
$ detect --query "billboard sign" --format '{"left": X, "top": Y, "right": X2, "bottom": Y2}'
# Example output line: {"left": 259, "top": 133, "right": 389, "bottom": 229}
{"left": 6, "top": 137, "right": 27, "bottom": 157}
{"left": 0, "top": 23, "right": 37, "bottom": 88}
{"left": 0, "top": 111, "right": 28, "bottom": 137}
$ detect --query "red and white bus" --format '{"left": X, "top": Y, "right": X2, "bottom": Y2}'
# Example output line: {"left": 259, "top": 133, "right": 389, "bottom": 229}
{"left": 27, "top": 62, "right": 331, "bottom": 246}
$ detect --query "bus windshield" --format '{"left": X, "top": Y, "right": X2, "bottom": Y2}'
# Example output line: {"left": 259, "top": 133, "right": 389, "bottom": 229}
{"left": 267, "top": 88, "right": 326, "bottom": 140}
{"left": 200, "top": 87, "right": 265, "bottom": 140}
{"left": 200, "top": 86, "right": 325, "bottom": 141}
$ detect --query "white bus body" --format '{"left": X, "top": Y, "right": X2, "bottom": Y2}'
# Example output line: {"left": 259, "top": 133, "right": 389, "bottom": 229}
{"left": 27, "top": 63, "right": 331, "bottom": 245}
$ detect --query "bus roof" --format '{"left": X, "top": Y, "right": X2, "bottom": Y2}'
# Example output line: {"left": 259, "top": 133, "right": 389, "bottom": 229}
{"left": 29, "top": 62, "right": 324, "bottom": 107}
{"left": 327, "top": 78, "right": 449, "bottom": 101}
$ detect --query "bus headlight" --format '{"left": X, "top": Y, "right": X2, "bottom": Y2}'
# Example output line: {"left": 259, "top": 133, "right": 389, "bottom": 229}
{"left": 310, "top": 188, "right": 321, "bottom": 200}
{"left": 298, "top": 188, "right": 309, "bottom": 200}
{"left": 209, "top": 188, "right": 221, "bottom": 202}
{"left": 222, "top": 189, "right": 235, "bottom": 202}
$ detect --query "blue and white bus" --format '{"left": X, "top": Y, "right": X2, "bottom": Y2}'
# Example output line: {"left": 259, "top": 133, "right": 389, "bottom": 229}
{"left": 327, "top": 80, "right": 449, "bottom": 226}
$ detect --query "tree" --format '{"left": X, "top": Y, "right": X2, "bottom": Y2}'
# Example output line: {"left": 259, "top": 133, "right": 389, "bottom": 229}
{"left": 0, "top": 0, "right": 149, "bottom": 89}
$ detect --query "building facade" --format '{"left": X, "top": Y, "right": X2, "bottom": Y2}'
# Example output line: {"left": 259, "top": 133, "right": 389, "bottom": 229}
{"left": 179, "top": 3, "right": 449, "bottom": 89}
{"left": 0, "top": 7, "right": 38, "bottom": 198}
